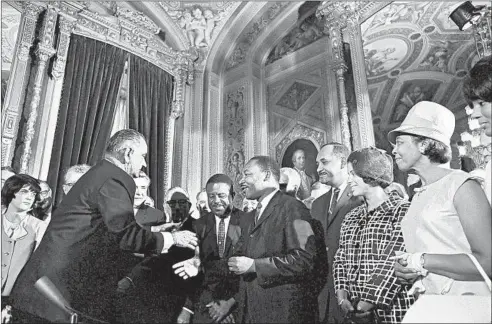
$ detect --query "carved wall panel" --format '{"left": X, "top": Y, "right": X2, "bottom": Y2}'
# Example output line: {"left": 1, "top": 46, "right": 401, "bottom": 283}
{"left": 224, "top": 85, "right": 246, "bottom": 208}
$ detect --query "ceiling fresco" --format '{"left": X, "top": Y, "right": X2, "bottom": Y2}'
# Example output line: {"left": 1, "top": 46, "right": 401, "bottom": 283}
{"left": 361, "top": 1, "right": 486, "bottom": 149}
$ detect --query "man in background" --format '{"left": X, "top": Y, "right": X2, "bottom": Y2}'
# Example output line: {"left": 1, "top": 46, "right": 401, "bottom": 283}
{"left": 196, "top": 190, "right": 211, "bottom": 218}
{"left": 62, "top": 164, "right": 91, "bottom": 195}
{"left": 311, "top": 143, "right": 362, "bottom": 324}
{"left": 279, "top": 167, "right": 301, "bottom": 198}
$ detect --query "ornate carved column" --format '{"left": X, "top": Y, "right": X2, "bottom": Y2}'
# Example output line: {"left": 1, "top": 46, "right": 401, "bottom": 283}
{"left": 32, "top": 14, "right": 77, "bottom": 179}
{"left": 343, "top": 14, "right": 375, "bottom": 149}
{"left": 19, "top": 7, "right": 57, "bottom": 174}
{"left": 325, "top": 16, "right": 352, "bottom": 150}
{"left": 164, "top": 65, "right": 187, "bottom": 191}
{"left": 1, "top": 2, "right": 44, "bottom": 167}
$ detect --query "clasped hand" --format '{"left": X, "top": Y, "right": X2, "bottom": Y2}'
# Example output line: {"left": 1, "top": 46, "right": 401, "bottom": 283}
{"left": 391, "top": 252, "right": 420, "bottom": 285}
{"left": 227, "top": 256, "right": 254, "bottom": 275}
{"left": 172, "top": 230, "right": 198, "bottom": 250}
{"left": 206, "top": 300, "right": 235, "bottom": 323}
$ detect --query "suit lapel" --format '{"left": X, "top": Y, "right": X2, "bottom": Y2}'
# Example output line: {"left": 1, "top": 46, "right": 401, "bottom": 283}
{"left": 249, "top": 191, "right": 281, "bottom": 234}
{"left": 224, "top": 209, "right": 241, "bottom": 256}
{"left": 326, "top": 186, "right": 351, "bottom": 229}
{"left": 204, "top": 213, "right": 219, "bottom": 255}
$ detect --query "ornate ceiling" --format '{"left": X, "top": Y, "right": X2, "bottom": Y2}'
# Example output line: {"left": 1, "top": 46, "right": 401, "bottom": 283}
{"left": 1, "top": 1, "right": 485, "bottom": 145}
{"left": 360, "top": 1, "right": 487, "bottom": 149}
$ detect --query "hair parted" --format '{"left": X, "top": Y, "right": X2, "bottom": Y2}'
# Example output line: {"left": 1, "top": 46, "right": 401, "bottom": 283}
{"left": 105, "top": 129, "right": 145, "bottom": 156}
{"left": 1, "top": 174, "right": 41, "bottom": 207}
{"left": 321, "top": 142, "right": 350, "bottom": 168}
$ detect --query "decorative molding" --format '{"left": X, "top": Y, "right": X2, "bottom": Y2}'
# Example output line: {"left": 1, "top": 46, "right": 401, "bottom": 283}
{"left": 158, "top": 1, "right": 241, "bottom": 62}
{"left": 224, "top": 85, "right": 246, "bottom": 208}
{"left": 52, "top": 15, "right": 77, "bottom": 79}
{"left": 226, "top": 2, "right": 289, "bottom": 70}
{"left": 2, "top": 2, "right": 44, "bottom": 167}
{"left": 66, "top": 4, "right": 197, "bottom": 78}
{"left": 19, "top": 7, "right": 57, "bottom": 173}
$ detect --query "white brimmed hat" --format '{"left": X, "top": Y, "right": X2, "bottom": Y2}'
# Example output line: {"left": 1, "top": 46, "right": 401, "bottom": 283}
{"left": 388, "top": 101, "right": 455, "bottom": 147}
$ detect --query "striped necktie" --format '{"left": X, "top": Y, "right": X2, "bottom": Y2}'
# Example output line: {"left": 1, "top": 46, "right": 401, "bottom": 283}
{"left": 254, "top": 202, "right": 262, "bottom": 226}
{"left": 218, "top": 217, "right": 226, "bottom": 258}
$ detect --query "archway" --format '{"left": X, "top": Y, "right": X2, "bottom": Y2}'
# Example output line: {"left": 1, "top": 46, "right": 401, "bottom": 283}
{"left": 281, "top": 138, "right": 319, "bottom": 181}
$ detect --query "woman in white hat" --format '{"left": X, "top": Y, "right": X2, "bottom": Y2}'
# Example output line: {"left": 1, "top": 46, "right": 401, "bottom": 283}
{"left": 387, "top": 101, "right": 491, "bottom": 300}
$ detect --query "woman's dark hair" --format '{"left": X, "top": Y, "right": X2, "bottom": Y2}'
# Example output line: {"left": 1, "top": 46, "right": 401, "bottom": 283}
{"left": 463, "top": 55, "right": 492, "bottom": 107}
{"left": 411, "top": 135, "right": 452, "bottom": 164}
{"left": 1, "top": 174, "right": 41, "bottom": 207}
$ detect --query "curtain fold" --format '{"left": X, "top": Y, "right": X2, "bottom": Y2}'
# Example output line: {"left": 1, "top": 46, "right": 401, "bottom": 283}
{"left": 128, "top": 55, "right": 174, "bottom": 210}
{"left": 48, "top": 35, "right": 127, "bottom": 206}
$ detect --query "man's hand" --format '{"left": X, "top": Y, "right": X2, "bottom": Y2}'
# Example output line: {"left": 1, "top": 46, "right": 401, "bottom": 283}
{"left": 206, "top": 300, "right": 234, "bottom": 323}
{"left": 173, "top": 246, "right": 201, "bottom": 279}
{"left": 1, "top": 305, "right": 12, "bottom": 324}
{"left": 177, "top": 308, "right": 192, "bottom": 324}
{"left": 143, "top": 196, "right": 155, "bottom": 208}
{"left": 393, "top": 257, "right": 419, "bottom": 285}
{"left": 116, "top": 277, "right": 134, "bottom": 294}
{"left": 172, "top": 230, "right": 198, "bottom": 250}
{"left": 227, "top": 256, "right": 254, "bottom": 275}
{"left": 339, "top": 299, "right": 354, "bottom": 317}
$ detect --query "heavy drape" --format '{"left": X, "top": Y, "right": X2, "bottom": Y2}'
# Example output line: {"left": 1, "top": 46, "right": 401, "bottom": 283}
{"left": 128, "top": 54, "right": 174, "bottom": 210}
{"left": 48, "top": 35, "right": 127, "bottom": 206}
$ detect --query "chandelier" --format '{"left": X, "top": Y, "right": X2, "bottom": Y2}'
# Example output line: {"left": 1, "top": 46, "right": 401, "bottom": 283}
{"left": 449, "top": 1, "right": 491, "bottom": 58}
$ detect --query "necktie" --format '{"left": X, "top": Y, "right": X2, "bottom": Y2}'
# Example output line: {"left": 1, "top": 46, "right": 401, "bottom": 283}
{"left": 328, "top": 188, "right": 340, "bottom": 216}
{"left": 218, "top": 218, "right": 226, "bottom": 258}
{"left": 254, "top": 202, "right": 262, "bottom": 226}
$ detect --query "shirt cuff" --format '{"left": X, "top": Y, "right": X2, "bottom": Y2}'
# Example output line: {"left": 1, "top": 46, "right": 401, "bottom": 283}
{"left": 161, "top": 232, "right": 174, "bottom": 253}
{"left": 182, "top": 307, "right": 194, "bottom": 315}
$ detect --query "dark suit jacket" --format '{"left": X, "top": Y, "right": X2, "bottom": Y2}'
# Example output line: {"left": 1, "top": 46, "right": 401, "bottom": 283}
{"left": 311, "top": 186, "right": 363, "bottom": 323}
{"left": 234, "top": 191, "right": 318, "bottom": 323}
{"left": 10, "top": 160, "right": 165, "bottom": 323}
{"left": 183, "top": 208, "right": 244, "bottom": 322}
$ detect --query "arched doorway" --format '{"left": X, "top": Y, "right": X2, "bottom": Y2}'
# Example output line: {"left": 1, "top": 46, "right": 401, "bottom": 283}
{"left": 281, "top": 138, "right": 319, "bottom": 181}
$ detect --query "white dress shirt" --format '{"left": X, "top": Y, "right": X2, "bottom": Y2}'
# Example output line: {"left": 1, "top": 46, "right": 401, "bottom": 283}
{"left": 257, "top": 189, "right": 279, "bottom": 221}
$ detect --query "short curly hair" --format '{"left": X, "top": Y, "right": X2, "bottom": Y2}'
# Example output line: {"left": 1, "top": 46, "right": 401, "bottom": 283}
{"left": 463, "top": 55, "right": 492, "bottom": 107}
{"left": 411, "top": 135, "right": 451, "bottom": 164}
{"left": 1, "top": 174, "right": 41, "bottom": 208}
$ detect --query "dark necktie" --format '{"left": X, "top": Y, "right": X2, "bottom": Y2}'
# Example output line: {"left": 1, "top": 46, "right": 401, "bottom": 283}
{"left": 328, "top": 188, "right": 340, "bottom": 218}
{"left": 254, "top": 202, "right": 262, "bottom": 226}
{"left": 218, "top": 218, "right": 226, "bottom": 258}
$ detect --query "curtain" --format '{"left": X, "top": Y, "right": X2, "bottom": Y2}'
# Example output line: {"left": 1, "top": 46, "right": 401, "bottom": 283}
{"left": 48, "top": 35, "right": 127, "bottom": 206}
{"left": 128, "top": 54, "right": 174, "bottom": 210}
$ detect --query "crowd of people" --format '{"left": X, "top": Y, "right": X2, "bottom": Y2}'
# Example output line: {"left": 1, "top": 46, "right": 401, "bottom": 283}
{"left": 1, "top": 56, "right": 491, "bottom": 324}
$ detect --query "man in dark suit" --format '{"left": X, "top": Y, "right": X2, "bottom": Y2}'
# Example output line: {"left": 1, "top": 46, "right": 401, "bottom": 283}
{"left": 227, "top": 156, "right": 318, "bottom": 323}
{"left": 311, "top": 143, "right": 363, "bottom": 324}
{"left": 10, "top": 129, "right": 198, "bottom": 323}
{"left": 175, "top": 174, "right": 244, "bottom": 323}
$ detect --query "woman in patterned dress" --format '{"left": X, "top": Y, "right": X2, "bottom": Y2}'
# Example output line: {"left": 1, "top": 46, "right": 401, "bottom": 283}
{"left": 333, "top": 147, "right": 414, "bottom": 324}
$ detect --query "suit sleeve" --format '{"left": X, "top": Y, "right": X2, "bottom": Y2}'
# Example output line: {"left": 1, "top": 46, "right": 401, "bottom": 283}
{"left": 97, "top": 178, "right": 164, "bottom": 254}
{"left": 359, "top": 203, "right": 408, "bottom": 308}
{"left": 254, "top": 203, "right": 316, "bottom": 287}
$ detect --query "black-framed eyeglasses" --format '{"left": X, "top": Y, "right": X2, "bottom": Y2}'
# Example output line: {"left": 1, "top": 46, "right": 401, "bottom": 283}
{"left": 167, "top": 199, "right": 189, "bottom": 206}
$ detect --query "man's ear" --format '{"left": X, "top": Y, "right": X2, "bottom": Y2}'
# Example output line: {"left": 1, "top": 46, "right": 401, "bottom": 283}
{"left": 123, "top": 147, "right": 132, "bottom": 164}
{"left": 263, "top": 170, "right": 271, "bottom": 181}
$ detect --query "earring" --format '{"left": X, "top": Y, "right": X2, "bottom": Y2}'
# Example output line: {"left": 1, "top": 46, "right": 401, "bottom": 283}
{"left": 419, "top": 147, "right": 425, "bottom": 154}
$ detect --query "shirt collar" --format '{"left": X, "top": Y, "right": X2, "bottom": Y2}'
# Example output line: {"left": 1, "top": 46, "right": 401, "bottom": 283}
{"left": 258, "top": 189, "right": 278, "bottom": 210}
{"left": 336, "top": 180, "right": 348, "bottom": 196}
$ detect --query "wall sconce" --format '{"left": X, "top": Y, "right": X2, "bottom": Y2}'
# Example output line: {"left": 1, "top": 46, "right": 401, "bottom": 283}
{"left": 450, "top": 1, "right": 491, "bottom": 57}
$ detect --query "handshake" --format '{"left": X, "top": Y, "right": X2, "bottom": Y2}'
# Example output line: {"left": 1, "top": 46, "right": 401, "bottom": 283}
{"left": 151, "top": 222, "right": 198, "bottom": 250}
